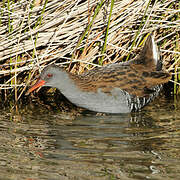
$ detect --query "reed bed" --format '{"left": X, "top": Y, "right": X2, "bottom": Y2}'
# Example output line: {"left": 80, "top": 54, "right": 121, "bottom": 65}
{"left": 0, "top": 0, "right": 179, "bottom": 103}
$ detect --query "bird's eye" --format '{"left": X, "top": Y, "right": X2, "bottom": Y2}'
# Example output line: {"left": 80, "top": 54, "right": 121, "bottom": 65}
{"left": 47, "top": 73, "right": 53, "bottom": 78}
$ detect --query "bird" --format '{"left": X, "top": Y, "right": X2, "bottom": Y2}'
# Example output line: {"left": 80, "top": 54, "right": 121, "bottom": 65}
{"left": 27, "top": 34, "right": 171, "bottom": 113}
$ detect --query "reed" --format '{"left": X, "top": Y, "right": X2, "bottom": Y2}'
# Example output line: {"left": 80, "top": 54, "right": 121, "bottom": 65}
{"left": 99, "top": 0, "right": 114, "bottom": 65}
{"left": 0, "top": 0, "right": 179, "bottom": 104}
{"left": 70, "top": 0, "right": 105, "bottom": 67}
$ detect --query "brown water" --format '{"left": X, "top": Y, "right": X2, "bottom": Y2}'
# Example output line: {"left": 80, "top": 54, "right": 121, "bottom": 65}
{"left": 0, "top": 96, "right": 180, "bottom": 180}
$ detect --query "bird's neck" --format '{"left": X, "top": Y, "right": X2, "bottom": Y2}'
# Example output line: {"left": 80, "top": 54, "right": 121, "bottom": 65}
{"left": 52, "top": 69, "right": 82, "bottom": 94}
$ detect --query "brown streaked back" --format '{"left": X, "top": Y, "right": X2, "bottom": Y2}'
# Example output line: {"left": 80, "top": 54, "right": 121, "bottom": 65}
{"left": 69, "top": 34, "right": 171, "bottom": 97}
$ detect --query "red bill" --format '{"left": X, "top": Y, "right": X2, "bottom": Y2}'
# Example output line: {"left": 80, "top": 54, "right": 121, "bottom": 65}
{"left": 27, "top": 79, "right": 46, "bottom": 94}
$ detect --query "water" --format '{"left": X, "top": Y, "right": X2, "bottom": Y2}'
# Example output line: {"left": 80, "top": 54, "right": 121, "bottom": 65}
{"left": 0, "top": 96, "right": 180, "bottom": 179}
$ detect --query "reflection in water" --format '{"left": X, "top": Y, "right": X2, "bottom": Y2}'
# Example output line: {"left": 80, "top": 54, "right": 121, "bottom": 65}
{"left": 0, "top": 96, "right": 180, "bottom": 179}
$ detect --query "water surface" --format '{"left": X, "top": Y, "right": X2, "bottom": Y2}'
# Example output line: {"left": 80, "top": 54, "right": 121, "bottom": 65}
{"left": 0, "top": 96, "right": 180, "bottom": 179}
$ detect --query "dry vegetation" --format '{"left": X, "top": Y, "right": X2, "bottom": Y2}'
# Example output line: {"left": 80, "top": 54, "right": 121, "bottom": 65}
{"left": 0, "top": 0, "right": 179, "bottom": 103}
